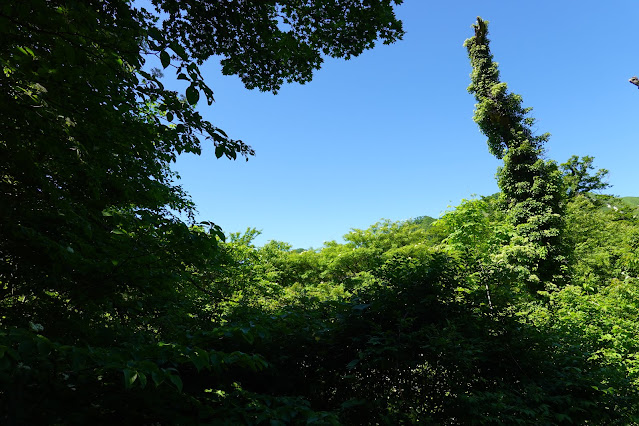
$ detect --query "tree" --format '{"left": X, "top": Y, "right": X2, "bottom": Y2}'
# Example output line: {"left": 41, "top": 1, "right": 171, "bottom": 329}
{"left": 560, "top": 155, "right": 610, "bottom": 198}
{"left": 464, "top": 17, "right": 566, "bottom": 290}
{"left": 154, "top": 0, "right": 405, "bottom": 93}
{"left": 0, "top": 0, "right": 404, "bottom": 327}
{"left": 0, "top": 1, "right": 404, "bottom": 422}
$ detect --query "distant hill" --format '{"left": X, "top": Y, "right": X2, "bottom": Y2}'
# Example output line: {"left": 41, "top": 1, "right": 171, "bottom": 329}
{"left": 600, "top": 196, "right": 639, "bottom": 213}
{"left": 408, "top": 215, "right": 437, "bottom": 229}
{"left": 621, "top": 197, "right": 639, "bottom": 208}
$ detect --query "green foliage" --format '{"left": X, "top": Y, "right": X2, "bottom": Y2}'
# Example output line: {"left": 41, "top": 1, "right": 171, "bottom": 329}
{"left": 200, "top": 201, "right": 639, "bottom": 423}
{"left": 621, "top": 196, "right": 639, "bottom": 208}
{"left": 560, "top": 155, "right": 611, "bottom": 198}
{"left": 565, "top": 194, "right": 639, "bottom": 291}
{"left": 463, "top": 18, "right": 539, "bottom": 159}
{"left": 465, "top": 17, "right": 567, "bottom": 291}
{"left": 526, "top": 280, "right": 639, "bottom": 423}
{"left": 0, "top": 0, "right": 406, "bottom": 423}
{"left": 2, "top": 5, "right": 638, "bottom": 424}
{"left": 155, "top": 0, "right": 404, "bottom": 93}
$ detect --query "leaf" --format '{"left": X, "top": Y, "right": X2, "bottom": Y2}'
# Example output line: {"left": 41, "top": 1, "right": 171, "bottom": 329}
{"left": 240, "top": 327, "right": 254, "bottom": 344}
{"left": 151, "top": 370, "right": 164, "bottom": 387}
{"left": 160, "top": 50, "right": 170, "bottom": 69}
{"left": 202, "top": 86, "right": 215, "bottom": 104}
{"left": 138, "top": 371, "right": 147, "bottom": 388}
{"left": 186, "top": 85, "right": 199, "bottom": 105}
{"left": 36, "top": 336, "right": 51, "bottom": 355}
{"left": 352, "top": 303, "right": 370, "bottom": 311}
{"left": 17, "top": 46, "right": 35, "bottom": 57}
{"left": 346, "top": 359, "right": 359, "bottom": 369}
{"left": 209, "top": 352, "right": 222, "bottom": 374}
{"left": 0, "top": 345, "right": 16, "bottom": 361}
{"left": 190, "top": 348, "right": 210, "bottom": 372}
{"left": 170, "top": 42, "right": 188, "bottom": 61}
{"left": 166, "top": 111, "right": 173, "bottom": 122}
{"left": 147, "top": 26, "right": 163, "bottom": 43}
{"left": 123, "top": 368, "right": 137, "bottom": 388}
{"left": 168, "top": 373, "right": 183, "bottom": 392}
{"left": 213, "top": 227, "right": 226, "bottom": 242}
{"left": 215, "top": 145, "right": 224, "bottom": 159}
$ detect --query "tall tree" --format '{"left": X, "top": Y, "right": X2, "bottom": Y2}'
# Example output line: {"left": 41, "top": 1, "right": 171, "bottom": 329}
{"left": 464, "top": 17, "right": 566, "bottom": 291}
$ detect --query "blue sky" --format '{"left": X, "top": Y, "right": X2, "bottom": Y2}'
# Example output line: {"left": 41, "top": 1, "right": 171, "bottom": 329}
{"left": 170, "top": 1, "right": 639, "bottom": 249}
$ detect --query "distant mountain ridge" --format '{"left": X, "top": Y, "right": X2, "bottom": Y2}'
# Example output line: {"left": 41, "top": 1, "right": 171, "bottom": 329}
{"left": 621, "top": 196, "right": 639, "bottom": 208}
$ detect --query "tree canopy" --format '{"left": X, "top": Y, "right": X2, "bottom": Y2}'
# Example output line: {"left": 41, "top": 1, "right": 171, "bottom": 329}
{"left": 0, "top": 0, "right": 404, "bottom": 330}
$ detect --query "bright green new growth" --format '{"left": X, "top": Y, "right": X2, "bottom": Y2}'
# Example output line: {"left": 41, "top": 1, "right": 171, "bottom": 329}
{"left": 465, "top": 17, "right": 566, "bottom": 290}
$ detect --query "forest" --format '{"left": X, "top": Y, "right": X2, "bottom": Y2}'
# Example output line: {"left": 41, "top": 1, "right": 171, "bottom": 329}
{"left": 1, "top": 1, "right": 638, "bottom": 424}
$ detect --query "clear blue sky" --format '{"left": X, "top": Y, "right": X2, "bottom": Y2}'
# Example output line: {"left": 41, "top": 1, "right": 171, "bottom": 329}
{"left": 170, "top": 1, "right": 639, "bottom": 249}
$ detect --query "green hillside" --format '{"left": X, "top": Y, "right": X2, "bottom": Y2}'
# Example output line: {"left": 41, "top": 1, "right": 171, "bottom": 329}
{"left": 622, "top": 196, "right": 639, "bottom": 208}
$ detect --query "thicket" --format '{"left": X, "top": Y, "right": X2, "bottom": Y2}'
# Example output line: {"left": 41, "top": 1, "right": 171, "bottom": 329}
{"left": 1, "top": 3, "right": 638, "bottom": 425}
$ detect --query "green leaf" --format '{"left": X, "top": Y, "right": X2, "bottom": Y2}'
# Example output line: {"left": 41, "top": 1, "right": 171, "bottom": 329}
{"left": 0, "top": 345, "right": 15, "bottom": 360}
{"left": 186, "top": 85, "right": 199, "bottom": 105}
{"left": 151, "top": 370, "right": 164, "bottom": 387}
{"left": 17, "top": 46, "right": 35, "bottom": 57}
{"left": 138, "top": 371, "right": 148, "bottom": 388}
{"left": 166, "top": 111, "right": 174, "bottom": 122}
{"left": 123, "top": 368, "right": 137, "bottom": 388}
{"left": 209, "top": 352, "right": 222, "bottom": 374}
{"left": 160, "top": 50, "right": 170, "bottom": 69}
{"left": 168, "top": 373, "right": 183, "bottom": 392}
{"left": 240, "top": 327, "right": 254, "bottom": 344}
{"left": 190, "top": 348, "right": 210, "bottom": 372}
{"left": 36, "top": 336, "right": 51, "bottom": 355}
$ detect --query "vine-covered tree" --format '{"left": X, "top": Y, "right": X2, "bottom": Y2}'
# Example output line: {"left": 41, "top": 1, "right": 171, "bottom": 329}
{"left": 464, "top": 17, "right": 566, "bottom": 291}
